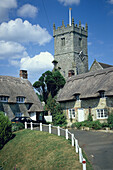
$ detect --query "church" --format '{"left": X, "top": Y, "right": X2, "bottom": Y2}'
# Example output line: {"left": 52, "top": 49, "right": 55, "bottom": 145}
{"left": 53, "top": 10, "right": 113, "bottom": 126}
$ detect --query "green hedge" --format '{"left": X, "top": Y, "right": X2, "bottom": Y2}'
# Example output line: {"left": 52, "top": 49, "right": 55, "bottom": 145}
{"left": 71, "top": 120, "right": 102, "bottom": 130}
{"left": 12, "top": 122, "right": 24, "bottom": 132}
{"left": 0, "top": 112, "right": 12, "bottom": 149}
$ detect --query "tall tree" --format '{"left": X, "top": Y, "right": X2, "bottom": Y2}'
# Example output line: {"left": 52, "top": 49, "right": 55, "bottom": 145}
{"left": 33, "top": 70, "right": 65, "bottom": 103}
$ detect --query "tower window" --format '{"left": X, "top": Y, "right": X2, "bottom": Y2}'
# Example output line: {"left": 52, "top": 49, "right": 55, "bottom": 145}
{"left": 79, "top": 37, "right": 82, "bottom": 47}
{"left": 61, "top": 38, "right": 65, "bottom": 46}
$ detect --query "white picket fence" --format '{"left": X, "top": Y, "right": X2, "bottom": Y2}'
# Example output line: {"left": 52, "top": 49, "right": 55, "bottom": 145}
{"left": 25, "top": 122, "right": 86, "bottom": 170}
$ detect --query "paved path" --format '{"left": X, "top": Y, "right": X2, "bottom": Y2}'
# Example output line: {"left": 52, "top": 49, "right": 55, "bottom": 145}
{"left": 69, "top": 129, "right": 113, "bottom": 170}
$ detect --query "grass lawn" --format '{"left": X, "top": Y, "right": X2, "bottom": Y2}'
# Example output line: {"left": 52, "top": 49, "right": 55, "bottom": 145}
{"left": 0, "top": 129, "right": 83, "bottom": 170}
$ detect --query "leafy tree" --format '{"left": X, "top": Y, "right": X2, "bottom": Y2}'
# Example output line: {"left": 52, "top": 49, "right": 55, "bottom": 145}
{"left": 0, "top": 112, "right": 12, "bottom": 149}
{"left": 45, "top": 93, "right": 67, "bottom": 126}
{"left": 33, "top": 70, "right": 65, "bottom": 103}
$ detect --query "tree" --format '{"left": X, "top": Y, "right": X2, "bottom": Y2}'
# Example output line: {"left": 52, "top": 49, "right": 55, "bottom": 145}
{"left": 33, "top": 70, "right": 65, "bottom": 103}
{"left": 44, "top": 93, "right": 67, "bottom": 126}
{"left": 0, "top": 112, "right": 12, "bottom": 149}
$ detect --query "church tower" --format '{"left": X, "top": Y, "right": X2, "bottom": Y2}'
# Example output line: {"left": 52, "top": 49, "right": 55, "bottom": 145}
{"left": 53, "top": 10, "right": 88, "bottom": 79}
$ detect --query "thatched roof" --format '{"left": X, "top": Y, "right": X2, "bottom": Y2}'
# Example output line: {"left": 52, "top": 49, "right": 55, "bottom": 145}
{"left": 57, "top": 67, "right": 113, "bottom": 102}
{"left": 0, "top": 76, "right": 43, "bottom": 112}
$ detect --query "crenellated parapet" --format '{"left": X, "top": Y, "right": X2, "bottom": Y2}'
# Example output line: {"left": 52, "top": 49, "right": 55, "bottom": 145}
{"left": 53, "top": 18, "right": 88, "bottom": 37}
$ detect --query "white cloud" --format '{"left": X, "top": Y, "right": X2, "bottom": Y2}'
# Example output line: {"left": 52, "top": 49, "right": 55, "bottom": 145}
{"left": 17, "top": 4, "right": 38, "bottom": 18}
{"left": 58, "top": 0, "right": 80, "bottom": 6}
{"left": 0, "top": 40, "right": 28, "bottom": 59}
{"left": 20, "top": 52, "right": 54, "bottom": 75}
{"left": 108, "top": 0, "right": 113, "bottom": 4}
{"left": 0, "top": 0, "right": 17, "bottom": 22}
{"left": 0, "top": 0, "right": 17, "bottom": 8}
{"left": 0, "top": 18, "right": 52, "bottom": 45}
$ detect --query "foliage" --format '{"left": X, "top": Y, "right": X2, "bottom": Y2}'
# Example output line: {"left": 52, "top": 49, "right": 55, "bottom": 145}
{"left": 87, "top": 114, "right": 93, "bottom": 121}
{"left": 0, "top": 111, "right": 12, "bottom": 149}
{"left": 12, "top": 122, "right": 24, "bottom": 132}
{"left": 71, "top": 120, "right": 102, "bottom": 130}
{"left": 45, "top": 93, "right": 67, "bottom": 126}
{"left": 33, "top": 70, "right": 65, "bottom": 103}
{"left": 108, "top": 114, "right": 113, "bottom": 129}
{"left": 89, "top": 121, "right": 102, "bottom": 130}
{"left": 101, "top": 122, "right": 109, "bottom": 128}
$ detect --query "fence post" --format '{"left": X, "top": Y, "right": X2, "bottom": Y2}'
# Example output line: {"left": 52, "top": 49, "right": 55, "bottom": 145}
{"left": 71, "top": 134, "right": 74, "bottom": 146}
{"left": 49, "top": 124, "right": 51, "bottom": 134}
{"left": 57, "top": 126, "right": 60, "bottom": 136}
{"left": 82, "top": 158, "right": 86, "bottom": 170}
{"left": 66, "top": 129, "right": 68, "bottom": 140}
{"left": 25, "top": 122, "right": 27, "bottom": 129}
{"left": 40, "top": 123, "right": 42, "bottom": 131}
{"left": 75, "top": 139, "right": 79, "bottom": 153}
{"left": 79, "top": 147, "right": 83, "bottom": 163}
{"left": 31, "top": 122, "right": 33, "bottom": 130}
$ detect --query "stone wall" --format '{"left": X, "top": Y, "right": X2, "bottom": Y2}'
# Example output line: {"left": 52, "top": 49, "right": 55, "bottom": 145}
{"left": 60, "top": 97, "right": 113, "bottom": 126}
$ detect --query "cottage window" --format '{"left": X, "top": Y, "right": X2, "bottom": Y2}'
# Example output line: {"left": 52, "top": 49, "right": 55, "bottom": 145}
{"left": 68, "top": 109, "right": 75, "bottom": 119}
{"left": 16, "top": 97, "right": 25, "bottom": 103}
{"left": 97, "top": 109, "right": 108, "bottom": 119}
{"left": 0, "top": 96, "right": 8, "bottom": 102}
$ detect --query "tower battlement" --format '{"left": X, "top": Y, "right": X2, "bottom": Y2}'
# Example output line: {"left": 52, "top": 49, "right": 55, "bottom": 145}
{"left": 53, "top": 18, "right": 88, "bottom": 37}
{"left": 53, "top": 16, "right": 88, "bottom": 79}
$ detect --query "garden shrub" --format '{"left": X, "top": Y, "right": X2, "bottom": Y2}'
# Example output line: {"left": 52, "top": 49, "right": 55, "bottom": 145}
{"left": 12, "top": 122, "right": 24, "bottom": 132}
{"left": 71, "top": 122, "right": 82, "bottom": 129}
{"left": 0, "top": 112, "right": 12, "bottom": 149}
{"left": 89, "top": 121, "right": 102, "bottom": 130}
{"left": 108, "top": 114, "right": 113, "bottom": 129}
{"left": 71, "top": 120, "right": 102, "bottom": 130}
{"left": 101, "top": 122, "right": 109, "bottom": 128}
{"left": 87, "top": 114, "right": 93, "bottom": 121}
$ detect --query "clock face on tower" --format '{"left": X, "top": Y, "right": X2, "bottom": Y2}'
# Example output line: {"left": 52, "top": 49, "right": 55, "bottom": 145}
{"left": 79, "top": 51, "right": 85, "bottom": 61}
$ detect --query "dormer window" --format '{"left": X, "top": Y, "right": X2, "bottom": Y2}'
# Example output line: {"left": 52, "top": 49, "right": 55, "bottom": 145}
{"left": 16, "top": 97, "right": 25, "bottom": 103}
{"left": 0, "top": 96, "right": 9, "bottom": 102}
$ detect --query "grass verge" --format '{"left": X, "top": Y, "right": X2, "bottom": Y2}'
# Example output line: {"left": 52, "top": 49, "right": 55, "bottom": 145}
{"left": 0, "top": 130, "right": 82, "bottom": 170}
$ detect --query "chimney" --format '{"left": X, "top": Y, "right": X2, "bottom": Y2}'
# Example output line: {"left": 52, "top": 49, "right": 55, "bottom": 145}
{"left": 68, "top": 70, "right": 75, "bottom": 77}
{"left": 19, "top": 70, "right": 28, "bottom": 79}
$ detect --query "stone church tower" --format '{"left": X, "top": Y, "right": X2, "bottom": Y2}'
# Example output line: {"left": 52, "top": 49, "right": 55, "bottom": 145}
{"left": 53, "top": 12, "right": 88, "bottom": 79}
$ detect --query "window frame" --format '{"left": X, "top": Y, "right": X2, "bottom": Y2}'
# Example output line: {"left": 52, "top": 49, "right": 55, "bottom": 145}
{"left": 68, "top": 108, "right": 75, "bottom": 119}
{"left": 96, "top": 109, "right": 108, "bottom": 119}
{"left": 0, "top": 96, "right": 9, "bottom": 102}
{"left": 16, "top": 97, "right": 25, "bottom": 103}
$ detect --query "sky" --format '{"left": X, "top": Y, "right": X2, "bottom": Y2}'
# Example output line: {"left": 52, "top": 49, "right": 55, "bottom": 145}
{"left": 0, "top": 0, "right": 113, "bottom": 84}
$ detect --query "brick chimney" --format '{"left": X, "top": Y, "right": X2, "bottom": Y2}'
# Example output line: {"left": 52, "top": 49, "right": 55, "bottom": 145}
{"left": 68, "top": 70, "right": 75, "bottom": 77}
{"left": 19, "top": 70, "right": 28, "bottom": 79}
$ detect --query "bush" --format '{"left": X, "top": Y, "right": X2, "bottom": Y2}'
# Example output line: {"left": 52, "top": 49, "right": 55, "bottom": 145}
{"left": 71, "top": 120, "right": 102, "bottom": 130}
{"left": 45, "top": 94, "right": 67, "bottom": 126}
{"left": 12, "top": 122, "right": 24, "bottom": 132}
{"left": 101, "top": 122, "right": 109, "bottom": 128}
{"left": 71, "top": 122, "right": 82, "bottom": 129}
{"left": 87, "top": 114, "right": 93, "bottom": 121}
{"left": 0, "top": 112, "right": 12, "bottom": 149}
{"left": 89, "top": 121, "right": 102, "bottom": 130}
{"left": 108, "top": 114, "right": 113, "bottom": 129}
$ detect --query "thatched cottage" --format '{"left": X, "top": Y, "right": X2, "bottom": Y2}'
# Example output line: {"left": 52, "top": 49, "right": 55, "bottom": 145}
{"left": 57, "top": 67, "right": 113, "bottom": 126}
{"left": 0, "top": 70, "right": 43, "bottom": 121}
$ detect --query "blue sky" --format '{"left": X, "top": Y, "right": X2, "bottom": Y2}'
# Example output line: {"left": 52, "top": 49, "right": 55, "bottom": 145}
{"left": 0, "top": 0, "right": 113, "bottom": 83}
